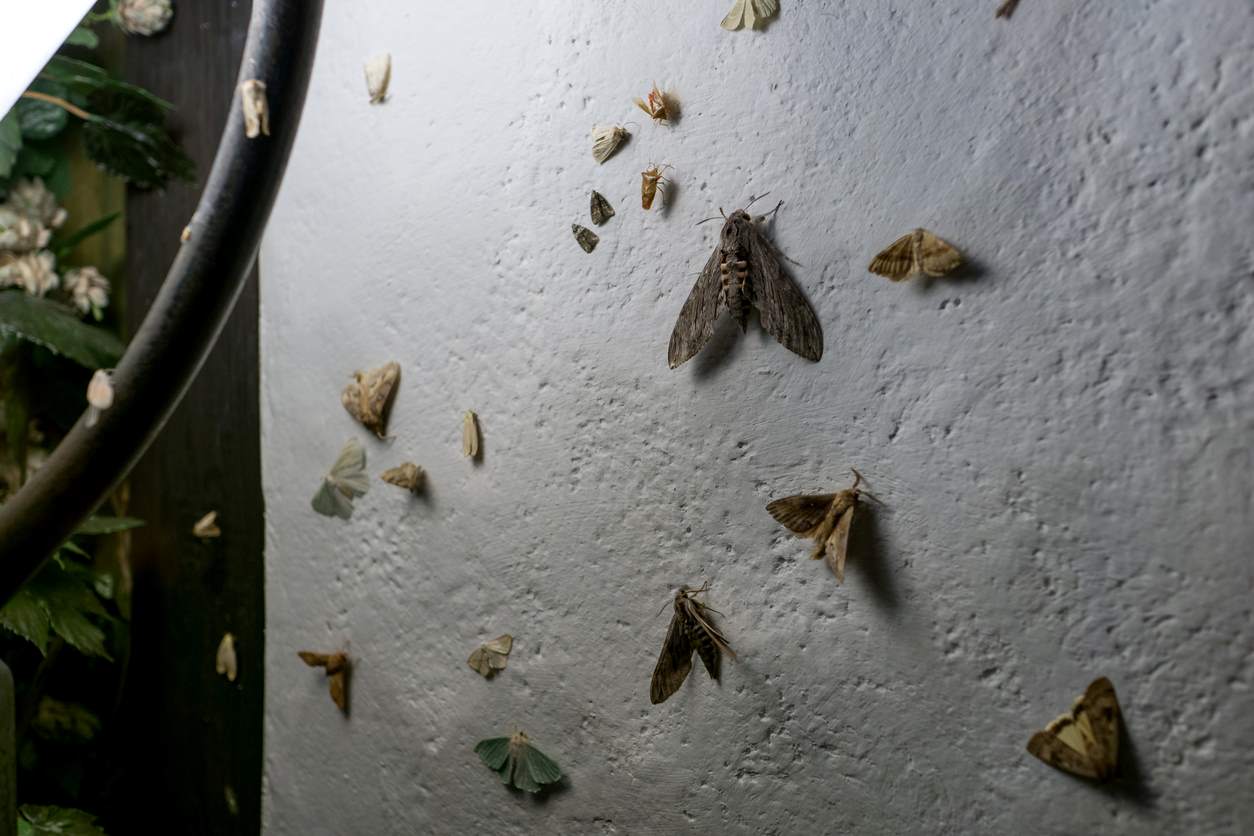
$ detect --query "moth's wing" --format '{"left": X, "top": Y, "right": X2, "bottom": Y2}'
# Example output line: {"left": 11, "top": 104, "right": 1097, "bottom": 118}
{"left": 475, "top": 737, "right": 512, "bottom": 772}
{"left": 826, "top": 504, "right": 855, "bottom": 584}
{"left": 1079, "top": 677, "right": 1121, "bottom": 777}
{"left": 572, "top": 224, "right": 599, "bottom": 253}
{"left": 297, "top": 651, "right": 327, "bottom": 668}
{"left": 482, "top": 634, "right": 513, "bottom": 655}
{"left": 720, "top": 0, "right": 748, "bottom": 30}
{"left": 361, "top": 362, "right": 399, "bottom": 435}
{"left": 590, "top": 191, "right": 615, "bottom": 226}
{"left": 650, "top": 611, "right": 694, "bottom": 704}
{"left": 328, "top": 671, "right": 348, "bottom": 712}
{"left": 591, "top": 127, "right": 624, "bottom": 163}
{"left": 634, "top": 97, "right": 653, "bottom": 118}
{"left": 751, "top": 0, "right": 780, "bottom": 19}
{"left": 748, "top": 229, "right": 824, "bottom": 361}
{"left": 311, "top": 479, "right": 354, "bottom": 519}
{"left": 467, "top": 647, "right": 492, "bottom": 676}
{"left": 767, "top": 493, "right": 837, "bottom": 534}
{"left": 917, "top": 229, "right": 962, "bottom": 276}
{"left": 693, "top": 627, "right": 721, "bottom": 681}
{"left": 328, "top": 439, "right": 370, "bottom": 496}
{"left": 520, "top": 743, "right": 563, "bottom": 788}
{"left": 1027, "top": 728, "right": 1102, "bottom": 781}
{"left": 869, "top": 233, "right": 916, "bottom": 280}
{"left": 667, "top": 248, "right": 724, "bottom": 368}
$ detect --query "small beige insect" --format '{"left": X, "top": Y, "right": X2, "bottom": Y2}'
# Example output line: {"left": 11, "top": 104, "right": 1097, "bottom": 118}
{"left": 641, "top": 164, "right": 671, "bottom": 211}
{"left": 364, "top": 53, "right": 392, "bottom": 103}
{"left": 193, "top": 511, "right": 221, "bottom": 539}
{"left": 341, "top": 361, "right": 400, "bottom": 438}
{"left": 995, "top": 0, "right": 1021, "bottom": 17}
{"left": 590, "top": 191, "right": 615, "bottom": 226}
{"left": 216, "top": 633, "right": 237, "bottom": 682}
{"left": 467, "top": 634, "right": 513, "bottom": 678}
{"left": 298, "top": 651, "right": 349, "bottom": 713}
{"left": 180, "top": 225, "right": 192, "bottom": 242}
{"left": 721, "top": 0, "right": 779, "bottom": 30}
{"left": 239, "top": 80, "right": 269, "bottom": 138}
{"left": 766, "top": 470, "right": 868, "bottom": 584}
{"left": 462, "top": 410, "right": 481, "bottom": 458}
{"left": 381, "top": 462, "right": 425, "bottom": 492}
{"left": 868, "top": 228, "right": 963, "bottom": 281}
{"left": 634, "top": 83, "right": 671, "bottom": 124}
{"left": 591, "top": 125, "right": 629, "bottom": 164}
{"left": 572, "top": 224, "right": 600, "bottom": 253}
{"left": 85, "top": 369, "right": 114, "bottom": 428}
{"left": 1027, "top": 677, "right": 1121, "bottom": 781}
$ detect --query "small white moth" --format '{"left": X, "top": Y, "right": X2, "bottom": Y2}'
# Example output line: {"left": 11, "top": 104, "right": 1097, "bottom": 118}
{"left": 591, "top": 125, "right": 629, "bottom": 164}
{"left": 311, "top": 438, "right": 370, "bottom": 519}
{"left": 85, "top": 369, "right": 114, "bottom": 428}
{"left": 239, "top": 79, "right": 270, "bottom": 138}
{"left": 364, "top": 53, "right": 392, "bottom": 104}
{"left": 216, "top": 633, "right": 237, "bottom": 682}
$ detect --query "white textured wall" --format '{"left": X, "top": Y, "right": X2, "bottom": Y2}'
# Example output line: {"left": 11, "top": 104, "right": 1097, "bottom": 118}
{"left": 259, "top": 2, "right": 1254, "bottom": 833}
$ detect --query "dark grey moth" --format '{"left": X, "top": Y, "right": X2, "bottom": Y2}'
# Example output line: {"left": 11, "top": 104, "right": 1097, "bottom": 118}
{"left": 667, "top": 202, "right": 823, "bottom": 368}
{"left": 590, "top": 191, "right": 615, "bottom": 226}
{"left": 650, "top": 585, "right": 734, "bottom": 705}
{"left": 572, "top": 223, "right": 599, "bottom": 253}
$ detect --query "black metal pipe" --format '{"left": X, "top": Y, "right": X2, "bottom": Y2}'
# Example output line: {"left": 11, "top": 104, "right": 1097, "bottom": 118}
{"left": 0, "top": 0, "right": 323, "bottom": 604}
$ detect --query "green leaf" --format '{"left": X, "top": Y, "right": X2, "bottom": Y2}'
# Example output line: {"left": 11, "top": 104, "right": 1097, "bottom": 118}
{"left": 82, "top": 115, "right": 194, "bottom": 189}
{"left": 75, "top": 515, "right": 144, "bottom": 535}
{"left": 2, "top": 341, "right": 30, "bottom": 480}
{"left": 28, "top": 564, "right": 112, "bottom": 660}
{"left": 0, "top": 111, "right": 22, "bottom": 178}
{"left": 0, "top": 291, "right": 125, "bottom": 368}
{"left": 16, "top": 82, "right": 71, "bottom": 141}
{"left": 60, "top": 541, "right": 92, "bottom": 560}
{"left": 32, "top": 697, "right": 102, "bottom": 743}
{"left": 18, "top": 805, "right": 108, "bottom": 836}
{"left": 65, "top": 27, "right": 100, "bottom": 49}
{"left": 14, "top": 144, "right": 58, "bottom": 178}
{"left": 55, "top": 213, "right": 119, "bottom": 260}
{"left": 42, "top": 56, "right": 172, "bottom": 113}
{"left": 0, "top": 586, "right": 52, "bottom": 654}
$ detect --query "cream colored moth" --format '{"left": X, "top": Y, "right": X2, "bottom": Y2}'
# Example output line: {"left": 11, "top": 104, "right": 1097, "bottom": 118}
{"left": 239, "top": 80, "right": 269, "bottom": 138}
{"left": 462, "top": 410, "right": 481, "bottom": 459}
{"left": 216, "top": 633, "right": 237, "bottom": 682}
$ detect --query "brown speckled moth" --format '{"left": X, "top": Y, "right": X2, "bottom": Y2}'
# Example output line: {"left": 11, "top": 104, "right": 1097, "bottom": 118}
{"left": 341, "top": 361, "right": 400, "bottom": 438}
{"left": 462, "top": 410, "right": 481, "bottom": 458}
{"left": 721, "top": 0, "right": 779, "bottom": 30}
{"left": 766, "top": 469, "right": 866, "bottom": 584}
{"left": 364, "top": 53, "right": 392, "bottom": 103}
{"left": 668, "top": 200, "right": 822, "bottom": 367}
{"left": 650, "top": 584, "right": 734, "bottom": 705}
{"left": 381, "top": 462, "right": 425, "bottom": 492}
{"left": 590, "top": 191, "right": 615, "bottom": 226}
{"left": 467, "top": 634, "right": 513, "bottom": 678}
{"left": 591, "top": 125, "right": 629, "bottom": 164}
{"left": 239, "top": 80, "right": 269, "bottom": 138}
{"left": 868, "top": 228, "right": 962, "bottom": 280}
{"left": 298, "top": 650, "right": 349, "bottom": 713}
{"left": 995, "top": 0, "right": 1021, "bottom": 17}
{"left": 572, "top": 224, "right": 599, "bottom": 253}
{"left": 216, "top": 633, "right": 237, "bottom": 682}
{"left": 641, "top": 164, "right": 671, "bottom": 211}
{"left": 193, "top": 511, "right": 221, "bottom": 539}
{"left": 634, "top": 83, "right": 671, "bottom": 124}
{"left": 1027, "top": 677, "right": 1121, "bottom": 781}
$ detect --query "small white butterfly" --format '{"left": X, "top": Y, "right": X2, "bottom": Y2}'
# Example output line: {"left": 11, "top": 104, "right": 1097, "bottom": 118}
{"left": 311, "top": 438, "right": 370, "bottom": 519}
{"left": 591, "top": 125, "right": 629, "bottom": 164}
{"left": 721, "top": 0, "right": 779, "bottom": 31}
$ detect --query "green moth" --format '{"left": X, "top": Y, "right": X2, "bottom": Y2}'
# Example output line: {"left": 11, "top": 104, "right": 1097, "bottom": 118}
{"left": 474, "top": 731, "right": 563, "bottom": 793}
{"left": 311, "top": 438, "right": 370, "bottom": 519}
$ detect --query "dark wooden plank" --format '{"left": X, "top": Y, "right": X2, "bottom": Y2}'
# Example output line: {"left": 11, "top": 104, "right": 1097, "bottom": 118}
{"left": 114, "top": 4, "right": 261, "bottom": 834}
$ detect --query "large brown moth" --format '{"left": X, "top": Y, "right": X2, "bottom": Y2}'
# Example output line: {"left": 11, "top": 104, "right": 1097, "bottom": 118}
{"left": 634, "top": 83, "right": 672, "bottom": 124}
{"left": 868, "top": 228, "right": 962, "bottom": 281}
{"left": 995, "top": 0, "right": 1021, "bottom": 17}
{"left": 311, "top": 438, "right": 370, "bottom": 519}
{"left": 239, "top": 80, "right": 269, "bottom": 138}
{"left": 298, "top": 651, "right": 350, "bottom": 713}
{"left": 640, "top": 164, "right": 671, "bottom": 211}
{"left": 668, "top": 201, "right": 823, "bottom": 368}
{"left": 591, "top": 125, "right": 629, "bottom": 164}
{"left": 467, "top": 634, "right": 513, "bottom": 678}
{"left": 1027, "top": 677, "right": 1122, "bottom": 781}
{"left": 380, "top": 462, "right": 425, "bottom": 492}
{"left": 216, "top": 633, "right": 237, "bottom": 682}
{"left": 766, "top": 469, "right": 867, "bottom": 584}
{"left": 572, "top": 224, "right": 600, "bottom": 253}
{"left": 341, "top": 361, "right": 399, "bottom": 438}
{"left": 462, "top": 410, "right": 481, "bottom": 458}
{"left": 193, "top": 511, "right": 221, "bottom": 539}
{"left": 721, "top": 0, "right": 779, "bottom": 30}
{"left": 650, "top": 585, "right": 735, "bottom": 705}
{"left": 590, "top": 191, "right": 615, "bottom": 226}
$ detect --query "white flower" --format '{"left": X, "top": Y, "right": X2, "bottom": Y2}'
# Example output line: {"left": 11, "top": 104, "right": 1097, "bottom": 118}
{"left": 117, "top": 0, "right": 173, "bottom": 36}
{"left": 5, "top": 178, "right": 67, "bottom": 230}
{"left": 63, "top": 266, "right": 111, "bottom": 319}
{"left": 0, "top": 207, "right": 51, "bottom": 252}
{"left": 0, "top": 251, "right": 59, "bottom": 297}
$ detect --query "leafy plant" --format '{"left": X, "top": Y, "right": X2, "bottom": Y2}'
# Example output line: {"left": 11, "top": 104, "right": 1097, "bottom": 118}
{"left": 18, "top": 805, "right": 108, "bottom": 836}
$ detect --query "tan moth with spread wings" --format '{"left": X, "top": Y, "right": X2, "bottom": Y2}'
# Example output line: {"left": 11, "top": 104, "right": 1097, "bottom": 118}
{"left": 1026, "top": 676, "right": 1121, "bottom": 781}
{"left": 766, "top": 470, "right": 866, "bottom": 584}
{"left": 467, "top": 634, "right": 513, "bottom": 678}
{"left": 868, "top": 228, "right": 963, "bottom": 281}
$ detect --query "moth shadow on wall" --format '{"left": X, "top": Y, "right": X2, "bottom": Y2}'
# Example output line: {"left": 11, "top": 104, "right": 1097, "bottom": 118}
{"left": 691, "top": 313, "right": 746, "bottom": 380}
{"left": 1108, "top": 715, "right": 1156, "bottom": 808}
{"left": 659, "top": 176, "right": 680, "bottom": 219}
{"left": 848, "top": 501, "right": 899, "bottom": 611}
{"left": 512, "top": 775, "right": 572, "bottom": 804}
{"left": 909, "top": 254, "right": 989, "bottom": 293}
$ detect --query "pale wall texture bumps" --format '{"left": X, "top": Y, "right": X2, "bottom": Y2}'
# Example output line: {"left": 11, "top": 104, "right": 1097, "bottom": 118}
{"left": 258, "top": 2, "right": 1254, "bottom": 833}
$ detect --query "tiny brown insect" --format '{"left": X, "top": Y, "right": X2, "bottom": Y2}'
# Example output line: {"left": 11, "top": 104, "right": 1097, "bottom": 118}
{"left": 641, "top": 164, "right": 672, "bottom": 211}
{"left": 633, "top": 83, "right": 671, "bottom": 123}
{"left": 298, "top": 650, "right": 350, "bottom": 713}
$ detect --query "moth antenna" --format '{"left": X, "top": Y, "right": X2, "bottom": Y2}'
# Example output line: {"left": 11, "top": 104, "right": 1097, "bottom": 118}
{"left": 850, "top": 468, "right": 863, "bottom": 490}
{"left": 744, "top": 192, "right": 772, "bottom": 210}
{"left": 763, "top": 200, "right": 784, "bottom": 220}
{"left": 696, "top": 215, "right": 723, "bottom": 226}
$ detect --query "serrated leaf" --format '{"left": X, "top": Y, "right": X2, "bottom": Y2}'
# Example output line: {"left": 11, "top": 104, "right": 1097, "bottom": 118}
{"left": 0, "top": 111, "right": 22, "bottom": 178}
{"left": 32, "top": 697, "right": 101, "bottom": 743}
{"left": 42, "top": 57, "right": 171, "bottom": 112}
{"left": 0, "top": 291, "right": 125, "bottom": 368}
{"left": 17, "top": 82, "right": 71, "bottom": 141}
{"left": 75, "top": 515, "right": 144, "bottom": 535}
{"left": 60, "top": 541, "right": 92, "bottom": 560}
{"left": 55, "top": 213, "right": 119, "bottom": 260}
{"left": 66, "top": 27, "right": 100, "bottom": 49}
{"left": 29, "top": 565, "right": 112, "bottom": 660}
{"left": 0, "top": 585, "right": 52, "bottom": 654}
{"left": 81, "top": 116, "right": 194, "bottom": 189}
{"left": 19, "top": 805, "right": 108, "bottom": 836}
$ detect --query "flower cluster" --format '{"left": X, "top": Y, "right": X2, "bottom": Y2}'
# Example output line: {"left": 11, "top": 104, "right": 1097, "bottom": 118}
{"left": 116, "top": 0, "right": 174, "bottom": 37}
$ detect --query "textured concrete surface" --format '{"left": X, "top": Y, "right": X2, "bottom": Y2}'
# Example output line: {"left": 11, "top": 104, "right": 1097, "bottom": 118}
{"left": 259, "top": 1, "right": 1254, "bottom": 833}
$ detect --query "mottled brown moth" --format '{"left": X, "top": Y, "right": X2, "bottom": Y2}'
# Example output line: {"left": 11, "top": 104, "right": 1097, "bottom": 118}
{"left": 766, "top": 469, "right": 868, "bottom": 584}
{"left": 341, "top": 361, "right": 399, "bottom": 438}
{"left": 590, "top": 191, "right": 615, "bottom": 226}
{"left": 572, "top": 224, "right": 600, "bottom": 253}
{"left": 650, "top": 585, "right": 735, "bottom": 705}
{"left": 1027, "top": 677, "right": 1121, "bottom": 781}
{"left": 381, "top": 462, "right": 425, "bottom": 492}
{"left": 668, "top": 200, "right": 823, "bottom": 367}
{"left": 868, "top": 228, "right": 962, "bottom": 281}
{"left": 634, "top": 83, "right": 671, "bottom": 124}
{"left": 298, "top": 650, "right": 350, "bottom": 713}
{"left": 640, "top": 164, "right": 671, "bottom": 211}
